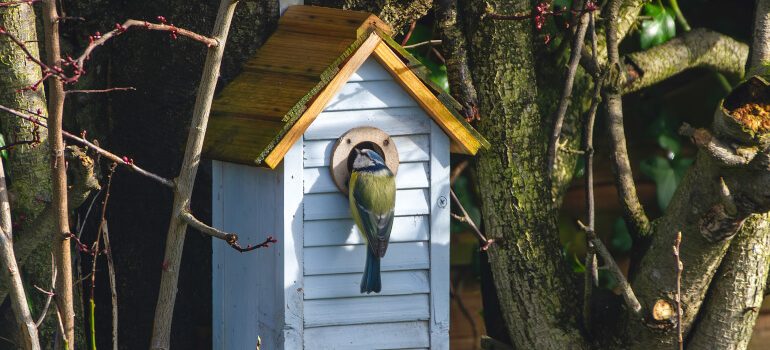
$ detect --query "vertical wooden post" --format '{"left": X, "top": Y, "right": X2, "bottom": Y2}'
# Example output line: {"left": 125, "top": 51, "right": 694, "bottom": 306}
{"left": 430, "top": 122, "right": 450, "bottom": 349}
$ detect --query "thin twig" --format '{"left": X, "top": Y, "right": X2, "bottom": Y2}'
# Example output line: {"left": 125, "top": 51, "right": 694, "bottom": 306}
{"left": 591, "top": 236, "right": 643, "bottom": 316}
{"left": 546, "top": 0, "right": 592, "bottom": 177}
{"left": 53, "top": 298, "right": 68, "bottom": 350}
{"left": 101, "top": 221, "right": 118, "bottom": 350}
{"left": 34, "top": 253, "right": 57, "bottom": 327}
{"left": 674, "top": 231, "right": 683, "bottom": 350}
{"left": 667, "top": 0, "right": 691, "bottom": 32}
{"left": 180, "top": 210, "right": 277, "bottom": 252}
{"left": 403, "top": 39, "right": 441, "bottom": 49}
{"left": 450, "top": 159, "right": 469, "bottom": 185}
{"left": 401, "top": 21, "right": 416, "bottom": 46}
{"left": 76, "top": 189, "right": 103, "bottom": 239}
{"left": 65, "top": 87, "right": 136, "bottom": 94}
{"left": 582, "top": 10, "right": 603, "bottom": 331}
{"left": 71, "top": 18, "right": 218, "bottom": 82}
{"left": 0, "top": 104, "right": 175, "bottom": 188}
{"left": 89, "top": 163, "right": 116, "bottom": 349}
{"left": 450, "top": 189, "right": 494, "bottom": 250}
{"left": 0, "top": 16, "right": 215, "bottom": 89}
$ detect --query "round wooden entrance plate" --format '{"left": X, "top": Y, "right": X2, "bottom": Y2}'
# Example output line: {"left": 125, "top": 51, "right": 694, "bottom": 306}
{"left": 330, "top": 127, "right": 399, "bottom": 195}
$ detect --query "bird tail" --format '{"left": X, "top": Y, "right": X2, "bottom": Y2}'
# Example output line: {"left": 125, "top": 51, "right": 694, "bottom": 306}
{"left": 361, "top": 249, "right": 382, "bottom": 294}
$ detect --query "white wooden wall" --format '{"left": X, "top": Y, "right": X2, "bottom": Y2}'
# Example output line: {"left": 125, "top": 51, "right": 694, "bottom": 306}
{"left": 300, "top": 57, "right": 450, "bottom": 349}
{"left": 212, "top": 142, "right": 304, "bottom": 350}
{"left": 213, "top": 57, "right": 450, "bottom": 350}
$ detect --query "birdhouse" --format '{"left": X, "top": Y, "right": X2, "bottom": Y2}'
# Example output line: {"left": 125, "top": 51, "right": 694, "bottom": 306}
{"left": 203, "top": 6, "right": 489, "bottom": 350}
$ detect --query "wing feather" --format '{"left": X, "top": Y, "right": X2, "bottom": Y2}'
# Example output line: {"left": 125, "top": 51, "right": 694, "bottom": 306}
{"left": 350, "top": 170, "right": 395, "bottom": 258}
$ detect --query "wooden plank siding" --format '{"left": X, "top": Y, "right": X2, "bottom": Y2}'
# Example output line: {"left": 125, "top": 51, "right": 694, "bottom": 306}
{"left": 300, "top": 57, "right": 445, "bottom": 349}
{"left": 304, "top": 322, "right": 431, "bottom": 349}
{"left": 212, "top": 161, "right": 284, "bottom": 350}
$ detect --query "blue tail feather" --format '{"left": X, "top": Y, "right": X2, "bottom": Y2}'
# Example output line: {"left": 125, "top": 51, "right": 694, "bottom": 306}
{"left": 361, "top": 249, "right": 381, "bottom": 294}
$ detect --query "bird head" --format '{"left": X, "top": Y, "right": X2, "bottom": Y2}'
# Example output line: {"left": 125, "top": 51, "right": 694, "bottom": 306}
{"left": 352, "top": 148, "right": 386, "bottom": 171}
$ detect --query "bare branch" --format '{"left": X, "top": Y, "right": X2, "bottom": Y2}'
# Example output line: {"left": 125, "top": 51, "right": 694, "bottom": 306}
{"left": 688, "top": 214, "right": 770, "bottom": 349}
{"left": 34, "top": 254, "right": 56, "bottom": 328}
{"left": 623, "top": 29, "right": 749, "bottom": 94}
{"left": 603, "top": 0, "right": 650, "bottom": 236}
{"left": 679, "top": 123, "right": 756, "bottom": 166}
{"left": 547, "top": 0, "right": 592, "bottom": 176}
{"left": 668, "top": 0, "right": 691, "bottom": 32}
{"left": 179, "top": 211, "right": 276, "bottom": 253}
{"left": 0, "top": 104, "right": 175, "bottom": 188}
{"left": 749, "top": 0, "right": 770, "bottom": 76}
{"left": 402, "top": 39, "right": 441, "bottom": 49}
{"left": 0, "top": 155, "right": 40, "bottom": 349}
{"left": 101, "top": 222, "right": 118, "bottom": 350}
{"left": 151, "top": 1, "right": 242, "bottom": 347}
{"left": 450, "top": 189, "right": 494, "bottom": 251}
{"left": 65, "top": 87, "right": 136, "bottom": 94}
{"left": 41, "top": 0, "right": 75, "bottom": 342}
{"left": 582, "top": 11, "right": 602, "bottom": 332}
{"left": 592, "top": 236, "right": 643, "bottom": 316}
{"left": 400, "top": 21, "right": 416, "bottom": 46}
{"left": 72, "top": 18, "right": 218, "bottom": 82}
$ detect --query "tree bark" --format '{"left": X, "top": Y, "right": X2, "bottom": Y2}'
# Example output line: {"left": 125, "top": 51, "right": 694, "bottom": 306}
{"left": 307, "top": 0, "right": 432, "bottom": 33}
{"left": 463, "top": 0, "right": 587, "bottom": 348}
{"left": 0, "top": 157, "right": 40, "bottom": 350}
{"left": 687, "top": 214, "right": 770, "bottom": 349}
{"left": 623, "top": 28, "right": 749, "bottom": 94}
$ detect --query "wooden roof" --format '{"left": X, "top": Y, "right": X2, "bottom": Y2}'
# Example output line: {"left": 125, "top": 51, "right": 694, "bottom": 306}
{"left": 203, "top": 5, "right": 490, "bottom": 168}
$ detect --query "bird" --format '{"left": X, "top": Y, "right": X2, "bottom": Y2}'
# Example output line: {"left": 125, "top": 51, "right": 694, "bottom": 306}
{"left": 348, "top": 148, "right": 396, "bottom": 294}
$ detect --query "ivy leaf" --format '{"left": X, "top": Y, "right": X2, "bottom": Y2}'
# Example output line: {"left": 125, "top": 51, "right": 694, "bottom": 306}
{"left": 640, "top": 3, "right": 676, "bottom": 49}
{"left": 0, "top": 133, "right": 8, "bottom": 160}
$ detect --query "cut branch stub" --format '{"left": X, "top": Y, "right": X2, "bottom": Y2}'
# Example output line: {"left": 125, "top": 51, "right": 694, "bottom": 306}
{"left": 714, "top": 76, "right": 770, "bottom": 146}
{"left": 330, "top": 127, "right": 399, "bottom": 195}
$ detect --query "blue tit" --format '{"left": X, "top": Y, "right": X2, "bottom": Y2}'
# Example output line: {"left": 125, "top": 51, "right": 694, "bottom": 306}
{"left": 349, "top": 148, "right": 396, "bottom": 294}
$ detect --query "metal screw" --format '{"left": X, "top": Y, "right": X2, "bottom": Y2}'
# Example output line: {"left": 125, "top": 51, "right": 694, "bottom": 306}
{"left": 438, "top": 196, "right": 447, "bottom": 208}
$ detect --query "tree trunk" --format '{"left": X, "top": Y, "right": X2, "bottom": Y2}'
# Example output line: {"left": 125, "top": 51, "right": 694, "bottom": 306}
{"left": 0, "top": 3, "right": 58, "bottom": 347}
{"left": 462, "top": 0, "right": 587, "bottom": 348}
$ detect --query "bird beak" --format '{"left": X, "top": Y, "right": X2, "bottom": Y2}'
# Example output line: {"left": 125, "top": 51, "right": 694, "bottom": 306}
{"left": 354, "top": 148, "right": 362, "bottom": 156}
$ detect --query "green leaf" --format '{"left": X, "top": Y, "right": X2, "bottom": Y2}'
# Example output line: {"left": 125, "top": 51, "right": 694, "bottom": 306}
{"left": 611, "top": 218, "right": 633, "bottom": 253}
{"left": 640, "top": 156, "right": 694, "bottom": 210}
{"left": 402, "top": 23, "right": 432, "bottom": 49}
{"left": 0, "top": 133, "right": 7, "bottom": 160}
{"left": 640, "top": 156, "right": 680, "bottom": 210}
{"left": 640, "top": 4, "right": 676, "bottom": 49}
{"left": 430, "top": 65, "right": 449, "bottom": 93}
{"left": 657, "top": 132, "right": 681, "bottom": 156}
